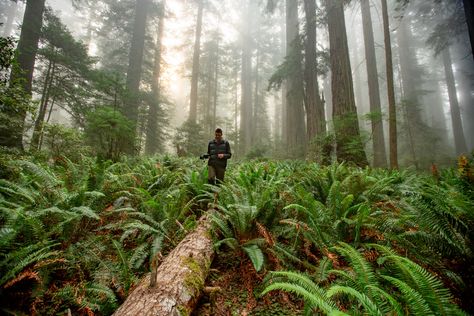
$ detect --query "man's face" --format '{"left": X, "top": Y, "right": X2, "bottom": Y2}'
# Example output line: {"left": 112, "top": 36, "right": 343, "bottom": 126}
{"left": 215, "top": 132, "right": 222, "bottom": 142}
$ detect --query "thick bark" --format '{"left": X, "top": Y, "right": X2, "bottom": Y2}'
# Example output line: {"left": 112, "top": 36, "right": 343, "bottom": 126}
{"left": 381, "top": 0, "right": 398, "bottom": 169}
{"left": 6, "top": 0, "right": 46, "bottom": 149}
{"left": 285, "top": 0, "right": 306, "bottom": 157}
{"left": 361, "top": 0, "right": 387, "bottom": 168}
{"left": 124, "top": 0, "right": 149, "bottom": 153}
{"left": 188, "top": 0, "right": 204, "bottom": 123}
{"left": 145, "top": 0, "right": 165, "bottom": 155}
{"left": 303, "top": 0, "right": 326, "bottom": 142}
{"left": 326, "top": 0, "right": 368, "bottom": 166}
{"left": 240, "top": 0, "right": 253, "bottom": 155}
{"left": 442, "top": 48, "right": 468, "bottom": 155}
{"left": 113, "top": 213, "right": 214, "bottom": 316}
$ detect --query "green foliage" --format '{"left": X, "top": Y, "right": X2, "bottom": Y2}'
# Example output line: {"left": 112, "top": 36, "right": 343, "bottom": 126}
{"left": 175, "top": 120, "right": 207, "bottom": 156}
{"left": 84, "top": 106, "right": 135, "bottom": 161}
{"left": 41, "top": 123, "right": 91, "bottom": 161}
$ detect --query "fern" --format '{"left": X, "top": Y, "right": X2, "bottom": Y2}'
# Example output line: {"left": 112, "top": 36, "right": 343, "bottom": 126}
{"left": 261, "top": 271, "right": 341, "bottom": 314}
{"left": 327, "top": 285, "right": 383, "bottom": 316}
{"left": 242, "top": 244, "right": 264, "bottom": 272}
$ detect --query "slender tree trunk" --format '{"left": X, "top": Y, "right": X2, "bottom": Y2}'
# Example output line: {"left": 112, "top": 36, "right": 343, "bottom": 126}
{"left": 145, "top": 1, "right": 165, "bottom": 155}
{"left": 361, "top": 0, "right": 387, "bottom": 167}
{"left": 124, "top": 0, "right": 150, "bottom": 153}
{"left": 113, "top": 213, "right": 214, "bottom": 316}
{"left": 240, "top": 0, "right": 253, "bottom": 155}
{"left": 5, "top": 0, "right": 46, "bottom": 150}
{"left": 303, "top": 0, "right": 325, "bottom": 143}
{"left": 442, "top": 47, "right": 468, "bottom": 155}
{"left": 326, "top": 0, "right": 368, "bottom": 166}
{"left": 212, "top": 35, "right": 219, "bottom": 134}
{"left": 397, "top": 17, "right": 423, "bottom": 168}
{"left": 189, "top": 0, "right": 204, "bottom": 123}
{"left": 31, "top": 59, "right": 56, "bottom": 150}
{"left": 286, "top": 0, "right": 306, "bottom": 157}
{"left": 381, "top": 0, "right": 398, "bottom": 169}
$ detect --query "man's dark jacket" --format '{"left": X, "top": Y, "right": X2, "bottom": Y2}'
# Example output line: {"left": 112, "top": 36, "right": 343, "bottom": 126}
{"left": 207, "top": 139, "right": 231, "bottom": 168}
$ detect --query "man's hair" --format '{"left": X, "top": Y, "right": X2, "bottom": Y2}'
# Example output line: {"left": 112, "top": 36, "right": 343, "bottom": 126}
{"left": 215, "top": 128, "right": 223, "bottom": 134}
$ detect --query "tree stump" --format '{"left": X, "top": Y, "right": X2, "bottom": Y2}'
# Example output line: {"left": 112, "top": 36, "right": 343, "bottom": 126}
{"left": 113, "top": 213, "right": 214, "bottom": 316}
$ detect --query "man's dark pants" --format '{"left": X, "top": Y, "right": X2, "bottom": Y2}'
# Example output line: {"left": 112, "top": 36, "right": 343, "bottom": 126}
{"left": 208, "top": 165, "right": 225, "bottom": 185}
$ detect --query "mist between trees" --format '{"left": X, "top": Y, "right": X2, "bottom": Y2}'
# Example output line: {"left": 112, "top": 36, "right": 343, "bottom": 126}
{"left": 0, "top": 0, "right": 473, "bottom": 167}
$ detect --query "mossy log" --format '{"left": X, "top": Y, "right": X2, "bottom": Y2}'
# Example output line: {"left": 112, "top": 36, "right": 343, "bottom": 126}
{"left": 113, "top": 213, "right": 214, "bottom": 316}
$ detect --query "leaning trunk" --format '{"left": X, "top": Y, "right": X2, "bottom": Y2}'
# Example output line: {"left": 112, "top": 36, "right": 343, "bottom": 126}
{"left": 5, "top": 0, "right": 46, "bottom": 149}
{"left": 113, "top": 213, "right": 214, "bottom": 316}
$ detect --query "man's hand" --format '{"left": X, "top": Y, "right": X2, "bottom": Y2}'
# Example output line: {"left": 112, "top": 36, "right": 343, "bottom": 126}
{"left": 217, "top": 153, "right": 224, "bottom": 159}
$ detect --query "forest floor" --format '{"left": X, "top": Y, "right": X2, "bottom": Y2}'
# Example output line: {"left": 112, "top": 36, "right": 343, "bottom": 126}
{"left": 193, "top": 251, "right": 303, "bottom": 316}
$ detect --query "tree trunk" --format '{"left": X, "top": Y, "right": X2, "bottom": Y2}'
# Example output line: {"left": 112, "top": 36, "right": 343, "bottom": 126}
{"left": 6, "top": 0, "right": 46, "bottom": 150}
{"left": 113, "top": 213, "right": 214, "bottom": 316}
{"left": 361, "top": 0, "right": 387, "bottom": 168}
{"left": 442, "top": 47, "right": 468, "bottom": 155}
{"left": 397, "top": 17, "right": 423, "bottom": 168}
{"left": 303, "top": 0, "right": 325, "bottom": 142}
{"left": 145, "top": 0, "right": 165, "bottom": 155}
{"left": 240, "top": 0, "right": 253, "bottom": 155}
{"left": 285, "top": 0, "right": 306, "bottom": 158}
{"left": 31, "top": 59, "right": 56, "bottom": 150}
{"left": 381, "top": 0, "right": 398, "bottom": 169}
{"left": 326, "top": 0, "right": 368, "bottom": 166}
{"left": 124, "top": 0, "right": 150, "bottom": 153}
{"left": 188, "top": 0, "right": 204, "bottom": 123}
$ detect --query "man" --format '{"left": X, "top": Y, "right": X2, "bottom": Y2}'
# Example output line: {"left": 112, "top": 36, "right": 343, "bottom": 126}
{"left": 206, "top": 128, "right": 231, "bottom": 185}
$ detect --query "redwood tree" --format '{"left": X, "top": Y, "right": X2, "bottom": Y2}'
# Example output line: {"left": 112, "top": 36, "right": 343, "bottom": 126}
{"left": 326, "top": 0, "right": 368, "bottom": 166}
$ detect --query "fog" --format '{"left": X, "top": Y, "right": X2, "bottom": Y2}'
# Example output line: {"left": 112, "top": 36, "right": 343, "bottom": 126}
{"left": 1, "top": 0, "right": 473, "bottom": 167}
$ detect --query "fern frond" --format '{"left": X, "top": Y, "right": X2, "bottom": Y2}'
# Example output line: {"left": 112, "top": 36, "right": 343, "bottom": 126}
{"left": 327, "top": 285, "right": 383, "bottom": 316}
{"left": 381, "top": 275, "right": 433, "bottom": 315}
{"left": 261, "top": 271, "right": 339, "bottom": 314}
{"left": 242, "top": 244, "right": 264, "bottom": 272}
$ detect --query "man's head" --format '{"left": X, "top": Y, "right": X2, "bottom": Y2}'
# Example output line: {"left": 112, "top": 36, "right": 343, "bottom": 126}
{"left": 215, "top": 128, "right": 223, "bottom": 142}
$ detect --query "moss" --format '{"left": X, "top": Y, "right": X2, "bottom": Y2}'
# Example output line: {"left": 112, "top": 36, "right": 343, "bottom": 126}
{"left": 182, "top": 256, "right": 210, "bottom": 295}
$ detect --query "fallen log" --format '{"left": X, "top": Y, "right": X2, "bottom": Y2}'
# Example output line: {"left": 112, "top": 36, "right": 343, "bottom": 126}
{"left": 113, "top": 212, "right": 215, "bottom": 316}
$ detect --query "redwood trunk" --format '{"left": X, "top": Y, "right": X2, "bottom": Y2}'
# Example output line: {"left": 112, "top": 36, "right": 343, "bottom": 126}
{"left": 113, "top": 214, "right": 214, "bottom": 316}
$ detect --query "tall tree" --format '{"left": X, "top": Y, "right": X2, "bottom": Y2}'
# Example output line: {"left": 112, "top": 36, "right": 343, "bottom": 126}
{"left": 6, "top": 0, "right": 46, "bottom": 149}
{"left": 442, "top": 47, "right": 468, "bottom": 155}
{"left": 303, "top": 0, "right": 326, "bottom": 142}
{"left": 325, "top": 0, "right": 368, "bottom": 166}
{"left": 145, "top": 0, "right": 166, "bottom": 155}
{"left": 188, "top": 0, "right": 204, "bottom": 123}
{"left": 240, "top": 0, "right": 253, "bottom": 154}
{"left": 124, "top": 0, "right": 150, "bottom": 153}
{"left": 361, "top": 0, "right": 387, "bottom": 167}
{"left": 381, "top": 0, "right": 398, "bottom": 169}
{"left": 285, "top": 0, "right": 306, "bottom": 157}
